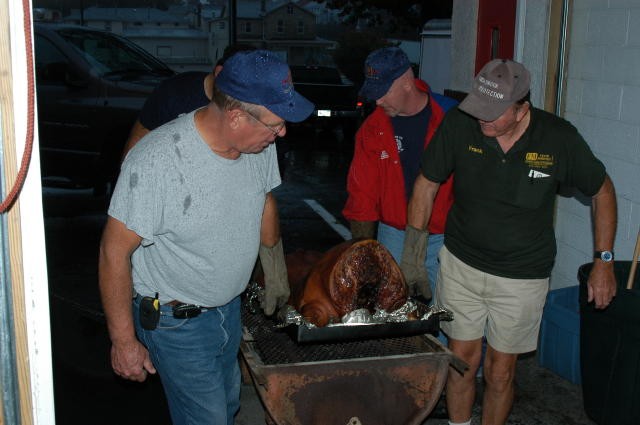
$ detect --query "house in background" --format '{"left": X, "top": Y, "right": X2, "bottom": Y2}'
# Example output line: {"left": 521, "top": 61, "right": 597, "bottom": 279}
{"left": 62, "top": 2, "right": 334, "bottom": 71}
{"left": 298, "top": 0, "right": 343, "bottom": 25}
{"left": 62, "top": 7, "right": 217, "bottom": 72}
{"left": 166, "top": 3, "right": 225, "bottom": 30}
{"left": 210, "top": 0, "right": 335, "bottom": 66}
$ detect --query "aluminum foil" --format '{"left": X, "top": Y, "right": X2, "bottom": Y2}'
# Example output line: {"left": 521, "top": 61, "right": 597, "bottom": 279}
{"left": 245, "top": 281, "right": 263, "bottom": 314}
{"left": 245, "top": 280, "right": 454, "bottom": 329}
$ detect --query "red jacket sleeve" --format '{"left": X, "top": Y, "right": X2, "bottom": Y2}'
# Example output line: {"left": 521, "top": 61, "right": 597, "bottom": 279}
{"left": 343, "top": 113, "right": 384, "bottom": 223}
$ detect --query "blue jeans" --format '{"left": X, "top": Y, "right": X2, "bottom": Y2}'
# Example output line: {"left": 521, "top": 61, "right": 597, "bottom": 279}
{"left": 133, "top": 295, "right": 242, "bottom": 425}
{"left": 377, "top": 223, "right": 443, "bottom": 294}
{"left": 377, "top": 223, "right": 448, "bottom": 345}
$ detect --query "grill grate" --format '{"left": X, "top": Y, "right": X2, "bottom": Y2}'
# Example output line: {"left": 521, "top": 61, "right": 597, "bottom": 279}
{"left": 242, "top": 302, "right": 436, "bottom": 365}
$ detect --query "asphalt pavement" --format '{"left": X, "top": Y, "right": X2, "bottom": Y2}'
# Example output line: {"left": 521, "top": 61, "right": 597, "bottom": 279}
{"left": 44, "top": 132, "right": 595, "bottom": 425}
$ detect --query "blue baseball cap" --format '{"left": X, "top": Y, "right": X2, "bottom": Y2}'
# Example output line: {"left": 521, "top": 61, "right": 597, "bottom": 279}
{"left": 359, "top": 47, "right": 411, "bottom": 100}
{"left": 215, "top": 50, "right": 314, "bottom": 123}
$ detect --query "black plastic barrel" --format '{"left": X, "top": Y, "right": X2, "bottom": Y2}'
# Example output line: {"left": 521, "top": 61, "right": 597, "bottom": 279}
{"left": 579, "top": 261, "right": 640, "bottom": 425}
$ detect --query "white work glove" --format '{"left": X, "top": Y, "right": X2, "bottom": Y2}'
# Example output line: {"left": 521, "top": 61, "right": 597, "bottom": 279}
{"left": 259, "top": 238, "right": 290, "bottom": 315}
{"left": 399, "top": 225, "right": 431, "bottom": 300}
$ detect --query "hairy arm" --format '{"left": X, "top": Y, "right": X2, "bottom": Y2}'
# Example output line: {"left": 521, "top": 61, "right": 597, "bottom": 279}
{"left": 260, "top": 192, "right": 280, "bottom": 247}
{"left": 407, "top": 174, "right": 441, "bottom": 231}
{"left": 588, "top": 174, "right": 617, "bottom": 309}
{"left": 98, "top": 216, "right": 155, "bottom": 381}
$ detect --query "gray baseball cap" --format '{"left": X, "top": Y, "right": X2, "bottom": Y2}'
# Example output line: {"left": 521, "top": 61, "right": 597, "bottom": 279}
{"left": 459, "top": 59, "right": 531, "bottom": 121}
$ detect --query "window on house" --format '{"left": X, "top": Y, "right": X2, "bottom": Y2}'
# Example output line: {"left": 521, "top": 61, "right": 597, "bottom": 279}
{"left": 287, "top": 5, "right": 294, "bottom": 14}
{"left": 244, "top": 22, "right": 252, "bottom": 33}
{"left": 277, "top": 19, "right": 284, "bottom": 33}
{"left": 134, "top": 22, "right": 142, "bottom": 26}
{"left": 104, "top": 21, "right": 111, "bottom": 31}
{"left": 297, "top": 21, "right": 304, "bottom": 34}
{"left": 218, "top": 21, "right": 225, "bottom": 29}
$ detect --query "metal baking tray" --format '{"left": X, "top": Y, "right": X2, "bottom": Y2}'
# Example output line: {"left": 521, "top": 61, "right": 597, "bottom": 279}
{"left": 283, "top": 314, "right": 440, "bottom": 343}
{"left": 243, "top": 282, "right": 448, "bottom": 344}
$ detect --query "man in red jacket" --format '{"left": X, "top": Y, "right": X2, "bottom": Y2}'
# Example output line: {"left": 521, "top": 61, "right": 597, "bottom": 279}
{"left": 343, "top": 47, "right": 457, "bottom": 303}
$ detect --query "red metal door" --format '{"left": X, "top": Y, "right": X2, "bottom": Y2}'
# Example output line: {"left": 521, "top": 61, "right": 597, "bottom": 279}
{"left": 475, "top": 0, "right": 517, "bottom": 73}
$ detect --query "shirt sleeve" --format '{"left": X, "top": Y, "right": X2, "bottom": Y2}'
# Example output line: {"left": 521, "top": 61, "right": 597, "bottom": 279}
{"left": 264, "top": 143, "right": 282, "bottom": 193}
{"left": 108, "top": 147, "right": 166, "bottom": 245}
{"left": 559, "top": 123, "right": 606, "bottom": 196}
{"left": 420, "top": 108, "right": 458, "bottom": 183}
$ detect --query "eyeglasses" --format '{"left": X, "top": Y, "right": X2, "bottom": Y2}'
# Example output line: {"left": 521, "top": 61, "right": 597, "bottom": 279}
{"left": 244, "top": 112, "right": 286, "bottom": 138}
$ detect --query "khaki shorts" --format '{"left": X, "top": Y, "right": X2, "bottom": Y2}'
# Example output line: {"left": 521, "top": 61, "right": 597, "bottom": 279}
{"left": 437, "top": 246, "right": 549, "bottom": 354}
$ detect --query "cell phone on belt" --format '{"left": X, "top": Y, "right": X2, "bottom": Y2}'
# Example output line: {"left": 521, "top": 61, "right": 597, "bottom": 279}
{"left": 139, "top": 293, "right": 160, "bottom": 330}
{"left": 172, "top": 303, "right": 202, "bottom": 319}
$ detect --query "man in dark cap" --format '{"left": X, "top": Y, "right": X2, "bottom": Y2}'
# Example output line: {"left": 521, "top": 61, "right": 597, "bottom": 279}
{"left": 122, "top": 43, "right": 256, "bottom": 156}
{"left": 343, "top": 46, "right": 457, "bottom": 307}
{"left": 406, "top": 58, "right": 617, "bottom": 425}
{"left": 99, "top": 50, "right": 314, "bottom": 425}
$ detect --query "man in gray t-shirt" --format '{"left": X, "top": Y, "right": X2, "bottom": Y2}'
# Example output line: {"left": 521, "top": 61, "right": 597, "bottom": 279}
{"left": 98, "top": 50, "right": 314, "bottom": 425}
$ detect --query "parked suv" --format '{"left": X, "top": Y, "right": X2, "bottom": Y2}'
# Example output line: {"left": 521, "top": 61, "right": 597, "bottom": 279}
{"left": 289, "top": 65, "right": 363, "bottom": 144}
{"left": 34, "top": 23, "right": 175, "bottom": 191}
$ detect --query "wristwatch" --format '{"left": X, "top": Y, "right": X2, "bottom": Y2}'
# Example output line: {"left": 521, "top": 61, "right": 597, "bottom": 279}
{"left": 594, "top": 250, "right": 614, "bottom": 262}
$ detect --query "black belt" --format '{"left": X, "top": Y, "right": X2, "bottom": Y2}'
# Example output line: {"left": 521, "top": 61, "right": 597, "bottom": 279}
{"left": 165, "top": 300, "right": 214, "bottom": 318}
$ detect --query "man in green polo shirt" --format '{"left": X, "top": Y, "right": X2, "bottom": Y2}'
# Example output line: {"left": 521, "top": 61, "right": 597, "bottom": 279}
{"left": 404, "top": 59, "right": 617, "bottom": 425}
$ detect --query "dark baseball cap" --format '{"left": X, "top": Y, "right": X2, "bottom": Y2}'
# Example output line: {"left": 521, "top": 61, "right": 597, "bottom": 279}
{"left": 214, "top": 50, "right": 314, "bottom": 123}
{"left": 459, "top": 59, "right": 531, "bottom": 121}
{"left": 359, "top": 47, "right": 411, "bottom": 101}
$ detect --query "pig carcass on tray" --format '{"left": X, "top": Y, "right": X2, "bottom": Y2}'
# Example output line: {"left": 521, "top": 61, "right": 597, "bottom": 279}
{"left": 284, "top": 239, "right": 408, "bottom": 327}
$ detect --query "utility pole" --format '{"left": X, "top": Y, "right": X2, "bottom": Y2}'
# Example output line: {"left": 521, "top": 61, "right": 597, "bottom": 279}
{"left": 229, "top": 0, "right": 236, "bottom": 44}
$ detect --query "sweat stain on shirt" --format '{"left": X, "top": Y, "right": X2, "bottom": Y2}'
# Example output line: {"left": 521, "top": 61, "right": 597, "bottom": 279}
{"left": 183, "top": 194, "right": 192, "bottom": 214}
{"left": 130, "top": 172, "right": 138, "bottom": 189}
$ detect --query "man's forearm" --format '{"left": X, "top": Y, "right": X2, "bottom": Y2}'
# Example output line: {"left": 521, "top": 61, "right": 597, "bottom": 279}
{"left": 592, "top": 174, "right": 617, "bottom": 252}
{"left": 587, "top": 174, "right": 618, "bottom": 308}
{"left": 98, "top": 218, "right": 142, "bottom": 345}
{"left": 260, "top": 192, "right": 280, "bottom": 247}
{"left": 99, "top": 251, "right": 137, "bottom": 345}
{"left": 407, "top": 174, "right": 440, "bottom": 231}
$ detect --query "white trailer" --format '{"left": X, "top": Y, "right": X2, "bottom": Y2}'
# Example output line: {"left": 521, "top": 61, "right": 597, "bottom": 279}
{"left": 419, "top": 19, "right": 452, "bottom": 95}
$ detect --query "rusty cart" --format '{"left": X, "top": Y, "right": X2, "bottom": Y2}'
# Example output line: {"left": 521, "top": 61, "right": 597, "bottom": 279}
{"left": 240, "top": 305, "right": 467, "bottom": 425}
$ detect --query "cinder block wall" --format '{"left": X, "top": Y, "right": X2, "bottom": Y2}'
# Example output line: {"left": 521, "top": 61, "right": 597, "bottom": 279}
{"left": 553, "top": 0, "right": 640, "bottom": 289}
